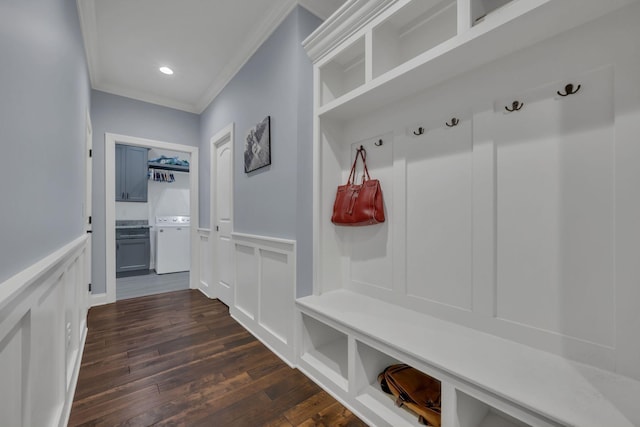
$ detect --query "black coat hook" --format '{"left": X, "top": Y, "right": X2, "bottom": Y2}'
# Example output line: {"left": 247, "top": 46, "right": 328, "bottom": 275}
{"left": 413, "top": 127, "right": 425, "bottom": 136}
{"left": 374, "top": 139, "right": 383, "bottom": 146}
{"left": 446, "top": 118, "right": 459, "bottom": 127}
{"left": 557, "top": 83, "right": 581, "bottom": 97}
{"left": 505, "top": 101, "right": 524, "bottom": 112}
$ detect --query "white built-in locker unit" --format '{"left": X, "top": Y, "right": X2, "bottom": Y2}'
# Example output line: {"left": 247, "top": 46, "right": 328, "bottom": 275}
{"left": 297, "top": 0, "right": 640, "bottom": 426}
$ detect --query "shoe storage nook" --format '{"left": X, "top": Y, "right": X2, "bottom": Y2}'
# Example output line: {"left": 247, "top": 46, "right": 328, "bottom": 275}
{"left": 296, "top": 0, "right": 640, "bottom": 426}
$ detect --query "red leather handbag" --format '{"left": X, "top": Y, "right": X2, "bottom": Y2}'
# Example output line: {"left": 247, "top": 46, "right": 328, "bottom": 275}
{"left": 331, "top": 146, "right": 385, "bottom": 226}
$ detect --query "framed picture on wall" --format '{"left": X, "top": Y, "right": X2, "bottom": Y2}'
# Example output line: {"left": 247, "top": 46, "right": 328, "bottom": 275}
{"left": 244, "top": 116, "right": 271, "bottom": 173}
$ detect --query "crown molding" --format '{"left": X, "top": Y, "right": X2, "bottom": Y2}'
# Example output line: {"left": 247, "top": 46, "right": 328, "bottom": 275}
{"left": 77, "top": 0, "right": 347, "bottom": 114}
{"left": 76, "top": 0, "right": 100, "bottom": 87}
{"left": 302, "top": 0, "right": 396, "bottom": 63}
{"left": 194, "top": 0, "right": 299, "bottom": 113}
{"left": 298, "top": 0, "right": 345, "bottom": 20}
{"left": 93, "top": 82, "right": 200, "bottom": 114}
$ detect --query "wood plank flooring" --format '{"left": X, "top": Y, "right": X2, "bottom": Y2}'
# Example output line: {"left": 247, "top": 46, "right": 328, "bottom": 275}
{"left": 70, "top": 290, "right": 367, "bottom": 426}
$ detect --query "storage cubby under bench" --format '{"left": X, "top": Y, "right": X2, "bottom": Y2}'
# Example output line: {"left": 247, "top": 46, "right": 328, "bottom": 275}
{"left": 297, "top": 290, "right": 640, "bottom": 427}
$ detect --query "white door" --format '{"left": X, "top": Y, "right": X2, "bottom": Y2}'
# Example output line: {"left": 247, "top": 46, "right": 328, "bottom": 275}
{"left": 211, "top": 126, "right": 234, "bottom": 306}
{"left": 84, "top": 110, "right": 92, "bottom": 310}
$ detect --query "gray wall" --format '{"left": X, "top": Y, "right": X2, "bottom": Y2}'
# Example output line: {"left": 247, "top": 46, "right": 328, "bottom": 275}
{"left": 91, "top": 90, "right": 199, "bottom": 294}
{"left": 295, "top": 9, "right": 320, "bottom": 299}
{"left": 0, "top": 0, "right": 91, "bottom": 284}
{"left": 199, "top": 6, "right": 321, "bottom": 297}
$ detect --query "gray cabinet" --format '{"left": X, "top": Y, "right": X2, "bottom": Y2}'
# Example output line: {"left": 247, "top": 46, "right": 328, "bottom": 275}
{"left": 116, "top": 228, "right": 150, "bottom": 274}
{"left": 116, "top": 144, "right": 149, "bottom": 202}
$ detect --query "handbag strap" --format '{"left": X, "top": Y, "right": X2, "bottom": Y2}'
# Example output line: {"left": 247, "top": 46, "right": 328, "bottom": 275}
{"left": 347, "top": 146, "right": 371, "bottom": 185}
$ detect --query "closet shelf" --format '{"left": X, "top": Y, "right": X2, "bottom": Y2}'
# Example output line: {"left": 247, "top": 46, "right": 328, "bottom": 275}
{"left": 147, "top": 162, "right": 189, "bottom": 172}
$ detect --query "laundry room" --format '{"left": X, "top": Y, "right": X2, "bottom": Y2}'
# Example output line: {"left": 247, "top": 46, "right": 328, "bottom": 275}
{"left": 115, "top": 146, "right": 191, "bottom": 300}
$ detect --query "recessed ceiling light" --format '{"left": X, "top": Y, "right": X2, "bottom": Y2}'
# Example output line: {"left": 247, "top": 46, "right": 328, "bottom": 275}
{"left": 159, "top": 66, "right": 174, "bottom": 75}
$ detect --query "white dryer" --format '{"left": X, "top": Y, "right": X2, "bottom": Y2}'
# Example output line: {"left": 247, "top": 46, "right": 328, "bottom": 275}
{"left": 155, "top": 216, "right": 190, "bottom": 274}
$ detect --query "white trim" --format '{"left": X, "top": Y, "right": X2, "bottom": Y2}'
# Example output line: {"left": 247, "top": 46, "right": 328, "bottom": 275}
{"left": 196, "top": 228, "right": 212, "bottom": 298}
{"left": 231, "top": 311, "right": 297, "bottom": 369}
{"left": 59, "top": 326, "right": 87, "bottom": 427}
{"left": 302, "top": 0, "right": 396, "bottom": 62}
{"left": 298, "top": 0, "right": 346, "bottom": 20}
{"left": 76, "top": 0, "right": 100, "bottom": 88}
{"left": 89, "top": 292, "right": 109, "bottom": 307}
{"left": 77, "top": 0, "right": 343, "bottom": 114}
{"left": 104, "top": 133, "right": 199, "bottom": 304}
{"left": 231, "top": 233, "right": 297, "bottom": 365}
{"left": 92, "top": 81, "right": 200, "bottom": 114}
{"left": 209, "top": 123, "right": 235, "bottom": 302}
{"left": 232, "top": 232, "right": 296, "bottom": 248}
{"left": 194, "top": 2, "right": 299, "bottom": 113}
{"left": 84, "top": 109, "right": 93, "bottom": 233}
{"left": 0, "top": 235, "right": 88, "bottom": 313}
{"left": 0, "top": 235, "right": 90, "bottom": 427}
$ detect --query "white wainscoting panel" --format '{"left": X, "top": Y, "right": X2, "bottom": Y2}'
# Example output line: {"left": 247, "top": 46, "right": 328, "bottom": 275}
{"left": 494, "top": 67, "right": 615, "bottom": 348}
{"left": 231, "top": 233, "right": 296, "bottom": 365}
{"left": 234, "top": 244, "right": 258, "bottom": 320}
{"left": 197, "top": 229, "right": 212, "bottom": 298}
{"left": 347, "top": 137, "right": 394, "bottom": 293}
{"left": 406, "top": 120, "right": 473, "bottom": 311}
{"left": 0, "top": 235, "right": 89, "bottom": 427}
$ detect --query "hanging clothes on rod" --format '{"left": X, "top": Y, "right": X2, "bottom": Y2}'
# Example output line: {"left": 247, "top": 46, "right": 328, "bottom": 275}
{"left": 148, "top": 168, "right": 175, "bottom": 183}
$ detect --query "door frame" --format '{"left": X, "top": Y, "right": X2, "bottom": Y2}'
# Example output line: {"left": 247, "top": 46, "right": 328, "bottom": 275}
{"left": 83, "top": 109, "right": 92, "bottom": 323}
{"left": 104, "top": 133, "right": 199, "bottom": 304}
{"left": 208, "top": 123, "right": 234, "bottom": 302}
{"left": 84, "top": 109, "right": 93, "bottom": 233}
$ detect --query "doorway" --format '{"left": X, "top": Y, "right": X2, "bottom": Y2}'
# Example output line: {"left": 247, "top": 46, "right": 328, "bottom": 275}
{"left": 104, "top": 133, "right": 199, "bottom": 303}
{"left": 209, "top": 124, "right": 234, "bottom": 307}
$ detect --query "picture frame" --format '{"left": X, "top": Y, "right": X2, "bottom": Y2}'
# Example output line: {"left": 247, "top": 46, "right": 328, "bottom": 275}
{"left": 244, "top": 116, "right": 271, "bottom": 173}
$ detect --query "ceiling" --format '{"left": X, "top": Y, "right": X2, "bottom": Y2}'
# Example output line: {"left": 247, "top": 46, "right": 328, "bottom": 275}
{"left": 77, "top": 0, "right": 346, "bottom": 114}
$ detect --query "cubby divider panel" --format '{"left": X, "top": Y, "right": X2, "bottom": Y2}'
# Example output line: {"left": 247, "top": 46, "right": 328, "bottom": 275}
{"left": 372, "top": 0, "right": 457, "bottom": 78}
{"left": 300, "top": 314, "right": 349, "bottom": 390}
{"left": 471, "top": 0, "right": 514, "bottom": 25}
{"left": 355, "top": 340, "right": 441, "bottom": 427}
{"left": 457, "top": 390, "right": 531, "bottom": 427}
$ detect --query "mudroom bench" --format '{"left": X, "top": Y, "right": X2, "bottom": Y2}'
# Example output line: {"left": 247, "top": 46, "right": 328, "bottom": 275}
{"left": 296, "top": 290, "right": 640, "bottom": 427}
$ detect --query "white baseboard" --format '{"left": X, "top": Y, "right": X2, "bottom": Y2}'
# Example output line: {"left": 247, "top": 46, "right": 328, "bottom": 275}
{"left": 90, "top": 292, "right": 109, "bottom": 307}
{"left": 231, "top": 310, "right": 296, "bottom": 368}
{"left": 197, "top": 286, "right": 215, "bottom": 300}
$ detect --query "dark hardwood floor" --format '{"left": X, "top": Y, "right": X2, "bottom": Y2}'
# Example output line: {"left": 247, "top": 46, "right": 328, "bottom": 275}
{"left": 69, "top": 290, "right": 367, "bottom": 426}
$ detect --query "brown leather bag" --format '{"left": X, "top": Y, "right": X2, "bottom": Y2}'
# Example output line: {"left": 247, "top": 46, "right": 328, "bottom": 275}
{"left": 377, "top": 364, "right": 442, "bottom": 427}
{"left": 331, "top": 146, "right": 385, "bottom": 226}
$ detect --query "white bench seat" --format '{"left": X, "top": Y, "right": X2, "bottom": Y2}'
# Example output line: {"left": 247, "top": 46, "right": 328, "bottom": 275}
{"left": 297, "top": 290, "right": 640, "bottom": 426}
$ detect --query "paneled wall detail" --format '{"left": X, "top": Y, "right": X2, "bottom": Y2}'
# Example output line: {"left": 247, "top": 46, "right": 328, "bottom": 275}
{"left": 231, "top": 233, "right": 296, "bottom": 365}
{"left": 0, "top": 235, "right": 89, "bottom": 427}
{"left": 197, "top": 229, "right": 211, "bottom": 297}
{"left": 494, "top": 67, "right": 615, "bottom": 348}
{"left": 405, "top": 120, "right": 473, "bottom": 311}
{"left": 323, "top": 31, "right": 640, "bottom": 374}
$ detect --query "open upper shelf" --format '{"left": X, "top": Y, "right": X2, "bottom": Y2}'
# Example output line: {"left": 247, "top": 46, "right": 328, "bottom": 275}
{"left": 372, "top": 0, "right": 457, "bottom": 79}
{"left": 319, "top": 36, "right": 366, "bottom": 106}
{"left": 314, "top": 0, "right": 633, "bottom": 121}
{"left": 147, "top": 161, "right": 189, "bottom": 172}
{"left": 471, "top": 0, "right": 514, "bottom": 26}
